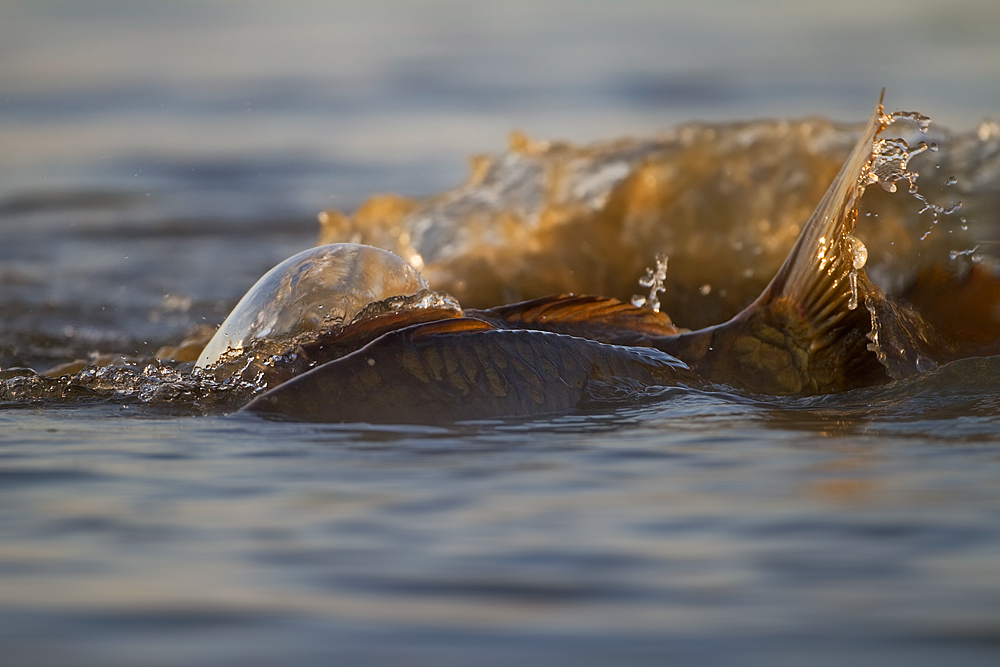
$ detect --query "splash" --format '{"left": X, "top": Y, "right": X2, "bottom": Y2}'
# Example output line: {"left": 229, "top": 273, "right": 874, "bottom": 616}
{"left": 0, "top": 359, "right": 264, "bottom": 413}
{"left": 949, "top": 245, "right": 981, "bottom": 261}
{"left": 845, "top": 234, "right": 869, "bottom": 310}
{"left": 847, "top": 101, "right": 961, "bottom": 376}
{"left": 631, "top": 255, "right": 668, "bottom": 312}
{"left": 865, "top": 136, "right": 928, "bottom": 194}
{"left": 916, "top": 197, "right": 963, "bottom": 240}
{"left": 7, "top": 95, "right": 998, "bottom": 408}
{"left": 885, "top": 109, "right": 932, "bottom": 134}
{"left": 866, "top": 112, "right": 962, "bottom": 241}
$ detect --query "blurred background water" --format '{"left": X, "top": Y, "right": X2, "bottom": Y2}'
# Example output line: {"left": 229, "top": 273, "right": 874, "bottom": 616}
{"left": 1, "top": 1, "right": 1000, "bottom": 665}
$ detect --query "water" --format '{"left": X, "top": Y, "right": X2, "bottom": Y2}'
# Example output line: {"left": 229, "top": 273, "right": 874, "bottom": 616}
{"left": 4, "top": 384, "right": 1000, "bottom": 666}
{"left": 3, "top": 1, "right": 1000, "bottom": 664}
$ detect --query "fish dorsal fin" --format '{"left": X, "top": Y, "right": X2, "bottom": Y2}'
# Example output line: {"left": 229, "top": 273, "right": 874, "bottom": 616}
{"left": 309, "top": 304, "right": 467, "bottom": 355}
{"left": 468, "top": 294, "right": 680, "bottom": 345}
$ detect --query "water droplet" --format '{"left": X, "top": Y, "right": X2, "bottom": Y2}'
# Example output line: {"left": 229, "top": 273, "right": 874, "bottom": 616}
{"left": 848, "top": 234, "right": 868, "bottom": 270}
{"left": 847, "top": 271, "right": 859, "bottom": 311}
{"left": 890, "top": 110, "right": 932, "bottom": 134}
{"left": 868, "top": 136, "right": 925, "bottom": 194}
{"left": 950, "top": 245, "right": 980, "bottom": 260}
{"left": 634, "top": 255, "right": 668, "bottom": 312}
{"left": 945, "top": 176, "right": 957, "bottom": 186}
{"left": 699, "top": 284, "right": 712, "bottom": 296}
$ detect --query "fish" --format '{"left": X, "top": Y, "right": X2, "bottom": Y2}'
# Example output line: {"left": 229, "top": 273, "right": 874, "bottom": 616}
{"left": 219, "top": 94, "right": 1000, "bottom": 424}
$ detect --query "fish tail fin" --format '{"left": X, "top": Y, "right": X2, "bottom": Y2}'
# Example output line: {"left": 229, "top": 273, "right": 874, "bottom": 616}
{"left": 659, "top": 93, "right": 896, "bottom": 393}
{"left": 760, "top": 92, "right": 885, "bottom": 329}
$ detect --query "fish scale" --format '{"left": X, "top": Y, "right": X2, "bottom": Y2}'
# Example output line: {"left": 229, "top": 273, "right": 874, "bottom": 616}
{"left": 246, "top": 328, "right": 696, "bottom": 423}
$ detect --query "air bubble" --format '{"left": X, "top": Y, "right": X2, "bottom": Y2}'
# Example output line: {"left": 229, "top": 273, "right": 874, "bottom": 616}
{"left": 195, "top": 244, "right": 428, "bottom": 369}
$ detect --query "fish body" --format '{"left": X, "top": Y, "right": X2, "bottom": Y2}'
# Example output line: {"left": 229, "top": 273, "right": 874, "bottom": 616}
{"left": 247, "top": 320, "right": 696, "bottom": 424}
{"left": 235, "top": 95, "right": 1000, "bottom": 424}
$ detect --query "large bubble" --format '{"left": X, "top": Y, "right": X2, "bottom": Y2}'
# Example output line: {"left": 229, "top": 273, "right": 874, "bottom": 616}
{"left": 196, "top": 244, "right": 427, "bottom": 368}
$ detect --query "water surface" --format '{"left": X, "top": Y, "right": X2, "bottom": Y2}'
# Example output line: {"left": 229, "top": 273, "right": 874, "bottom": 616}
{"left": 2, "top": 1, "right": 1000, "bottom": 665}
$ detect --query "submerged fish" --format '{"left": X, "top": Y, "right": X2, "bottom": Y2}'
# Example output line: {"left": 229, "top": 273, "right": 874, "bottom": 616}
{"left": 188, "top": 94, "right": 1000, "bottom": 424}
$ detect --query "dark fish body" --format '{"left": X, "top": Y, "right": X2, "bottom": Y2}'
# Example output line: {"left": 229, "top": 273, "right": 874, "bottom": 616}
{"left": 247, "top": 321, "right": 696, "bottom": 424}
{"left": 241, "top": 95, "right": 1000, "bottom": 424}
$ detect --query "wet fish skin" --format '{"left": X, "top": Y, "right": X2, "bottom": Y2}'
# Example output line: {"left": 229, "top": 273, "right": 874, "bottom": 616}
{"left": 655, "top": 289, "right": 886, "bottom": 394}
{"left": 467, "top": 293, "right": 681, "bottom": 342}
{"left": 206, "top": 301, "right": 464, "bottom": 392}
{"left": 245, "top": 321, "right": 698, "bottom": 424}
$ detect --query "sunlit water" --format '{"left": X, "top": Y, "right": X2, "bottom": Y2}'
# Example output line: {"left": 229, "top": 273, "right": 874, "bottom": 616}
{"left": 2, "top": 1, "right": 1000, "bottom": 665}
